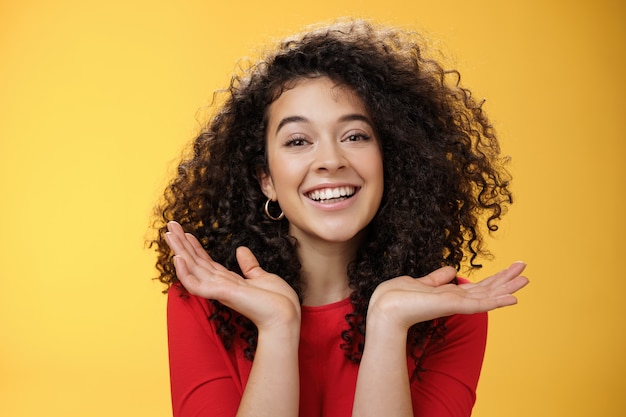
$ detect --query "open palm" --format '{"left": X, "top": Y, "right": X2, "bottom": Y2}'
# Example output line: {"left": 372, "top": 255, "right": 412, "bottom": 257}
{"left": 165, "top": 221, "right": 301, "bottom": 331}
{"left": 368, "top": 263, "right": 529, "bottom": 331}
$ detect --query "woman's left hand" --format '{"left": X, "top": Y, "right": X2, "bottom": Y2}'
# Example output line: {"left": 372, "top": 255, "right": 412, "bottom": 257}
{"left": 354, "top": 263, "right": 528, "bottom": 417}
{"left": 367, "top": 262, "right": 529, "bottom": 331}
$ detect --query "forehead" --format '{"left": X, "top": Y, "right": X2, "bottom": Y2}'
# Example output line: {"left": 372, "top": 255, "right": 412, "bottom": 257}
{"left": 266, "top": 77, "right": 369, "bottom": 126}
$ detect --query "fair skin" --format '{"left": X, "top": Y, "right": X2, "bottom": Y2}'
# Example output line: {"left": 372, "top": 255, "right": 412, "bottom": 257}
{"left": 165, "top": 76, "right": 529, "bottom": 417}
{"left": 259, "top": 77, "right": 384, "bottom": 306}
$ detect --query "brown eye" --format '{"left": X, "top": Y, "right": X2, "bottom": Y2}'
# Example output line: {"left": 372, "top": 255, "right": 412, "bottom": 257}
{"left": 285, "top": 136, "right": 308, "bottom": 147}
{"left": 345, "top": 133, "right": 370, "bottom": 142}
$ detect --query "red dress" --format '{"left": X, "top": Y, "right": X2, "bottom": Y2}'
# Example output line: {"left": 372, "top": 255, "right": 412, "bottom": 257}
{"left": 167, "top": 283, "right": 487, "bottom": 417}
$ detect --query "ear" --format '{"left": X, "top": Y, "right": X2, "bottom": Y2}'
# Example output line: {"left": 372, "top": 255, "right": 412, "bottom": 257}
{"left": 256, "top": 168, "right": 277, "bottom": 200}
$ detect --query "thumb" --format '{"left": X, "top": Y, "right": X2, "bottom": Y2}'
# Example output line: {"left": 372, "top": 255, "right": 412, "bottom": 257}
{"left": 236, "top": 246, "right": 265, "bottom": 279}
{"left": 418, "top": 266, "right": 458, "bottom": 287}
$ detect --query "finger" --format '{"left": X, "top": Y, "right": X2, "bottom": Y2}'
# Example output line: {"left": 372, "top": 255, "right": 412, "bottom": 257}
{"left": 476, "top": 261, "right": 526, "bottom": 288}
{"left": 172, "top": 255, "right": 225, "bottom": 299}
{"left": 236, "top": 247, "right": 265, "bottom": 279}
{"left": 417, "top": 266, "right": 457, "bottom": 287}
{"left": 165, "top": 222, "right": 194, "bottom": 256}
{"left": 172, "top": 255, "right": 198, "bottom": 288}
{"left": 166, "top": 222, "right": 216, "bottom": 271}
{"left": 492, "top": 293, "right": 519, "bottom": 308}
{"left": 185, "top": 232, "right": 215, "bottom": 263}
{"left": 466, "top": 273, "right": 529, "bottom": 300}
{"left": 501, "top": 275, "right": 530, "bottom": 294}
{"left": 166, "top": 220, "right": 186, "bottom": 237}
{"left": 461, "top": 290, "right": 522, "bottom": 314}
{"left": 164, "top": 230, "right": 188, "bottom": 257}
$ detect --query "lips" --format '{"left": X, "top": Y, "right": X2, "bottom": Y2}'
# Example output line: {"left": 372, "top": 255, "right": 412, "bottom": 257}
{"left": 305, "top": 186, "right": 357, "bottom": 202}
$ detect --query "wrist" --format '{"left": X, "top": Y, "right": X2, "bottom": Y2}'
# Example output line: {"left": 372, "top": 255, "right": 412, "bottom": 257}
{"left": 257, "top": 317, "right": 301, "bottom": 346}
{"left": 253, "top": 296, "right": 301, "bottom": 335}
{"left": 366, "top": 294, "right": 412, "bottom": 337}
{"left": 365, "top": 311, "right": 408, "bottom": 349}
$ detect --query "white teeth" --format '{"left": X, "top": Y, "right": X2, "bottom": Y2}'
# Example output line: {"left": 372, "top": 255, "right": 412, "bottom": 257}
{"left": 307, "top": 186, "right": 356, "bottom": 202}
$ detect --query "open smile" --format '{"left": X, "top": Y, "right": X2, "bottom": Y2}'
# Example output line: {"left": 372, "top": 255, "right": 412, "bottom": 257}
{"left": 305, "top": 186, "right": 358, "bottom": 203}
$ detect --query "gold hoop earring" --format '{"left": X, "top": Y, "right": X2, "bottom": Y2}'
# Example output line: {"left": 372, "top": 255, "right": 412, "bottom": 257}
{"left": 264, "top": 198, "right": 284, "bottom": 221}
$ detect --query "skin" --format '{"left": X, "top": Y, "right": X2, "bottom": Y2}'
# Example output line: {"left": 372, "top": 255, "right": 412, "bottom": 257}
{"left": 259, "top": 77, "right": 384, "bottom": 306}
{"left": 353, "top": 261, "right": 528, "bottom": 417}
{"left": 165, "top": 223, "right": 301, "bottom": 417}
{"left": 164, "top": 77, "right": 529, "bottom": 417}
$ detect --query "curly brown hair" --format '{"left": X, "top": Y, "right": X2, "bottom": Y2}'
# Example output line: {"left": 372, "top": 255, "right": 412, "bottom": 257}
{"left": 150, "top": 19, "right": 512, "bottom": 376}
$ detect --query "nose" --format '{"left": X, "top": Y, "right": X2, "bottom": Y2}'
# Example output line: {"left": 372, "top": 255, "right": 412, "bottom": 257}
{"left": 312, "top": 140, "right": 347, "bottom": 172}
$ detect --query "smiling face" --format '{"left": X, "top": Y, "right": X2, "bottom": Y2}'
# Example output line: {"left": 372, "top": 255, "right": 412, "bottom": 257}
{"left": 259, "top": 77, "right": 384, "bottom": 249}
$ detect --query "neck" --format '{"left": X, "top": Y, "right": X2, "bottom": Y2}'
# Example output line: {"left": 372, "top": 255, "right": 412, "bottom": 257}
{"left": 296, "top": 238, "right": 358, "bottom": 307}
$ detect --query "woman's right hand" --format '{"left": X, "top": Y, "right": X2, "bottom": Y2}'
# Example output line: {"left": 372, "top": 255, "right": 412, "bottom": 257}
{"left": 164, "top": 221, "right": 301, "bottom": 332}
{"left": 166, "top": 221, "right": 301, "bottom": 417}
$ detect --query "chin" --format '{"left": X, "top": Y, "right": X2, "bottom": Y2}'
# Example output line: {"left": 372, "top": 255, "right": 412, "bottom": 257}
{"left": 319, "top": 227, "right": 368, "bottom": 245}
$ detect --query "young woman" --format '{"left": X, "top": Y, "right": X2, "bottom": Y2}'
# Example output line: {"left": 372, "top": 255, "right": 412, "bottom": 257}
{"left": 151, "top": 19, "right": 529, "bottom": 417}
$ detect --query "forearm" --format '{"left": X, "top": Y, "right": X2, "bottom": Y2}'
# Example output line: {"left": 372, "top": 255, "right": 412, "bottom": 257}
{"left": 352, "top": 319, "right": 413, "bottom": 417}
{"left": 237, "top": 325, "right": 300, "bottom": 417}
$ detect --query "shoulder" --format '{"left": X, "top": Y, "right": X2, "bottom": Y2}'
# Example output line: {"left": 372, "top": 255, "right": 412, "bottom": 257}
{"left": 166, "top": 286, "right": 250, "bottom": 415}
{"left": 409, "top": 308, "right": 488, "bottom": 416}
{"left": 167, "top": 284, "right": 212, "bottom": 312}
{"left": 416, "top": 279, "right": 488, "bottom": 389}
{"left": 167, "top": 284, "right": 216, "bottom": 332}
{"left": 432, "top": 276, "right": 488, "bottom": 356}
{"left": 439, "top": 311, "right": 488, "bottom": 354}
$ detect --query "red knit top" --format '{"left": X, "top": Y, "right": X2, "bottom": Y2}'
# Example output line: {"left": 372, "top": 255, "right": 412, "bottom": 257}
{"left": 167, "top": 282, "right": 487, "bottom": 417}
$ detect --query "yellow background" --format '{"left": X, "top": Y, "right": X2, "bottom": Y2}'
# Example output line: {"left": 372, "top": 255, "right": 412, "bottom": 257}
{"left": 1, "top": 0, "right": 624, "bottom": 416}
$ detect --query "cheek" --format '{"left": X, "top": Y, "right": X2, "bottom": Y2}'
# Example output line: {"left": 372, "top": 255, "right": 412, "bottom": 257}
{"left": 267, "top": 157, "right": 304, "bottom": 195}
{"left": 367, "top": 150, "right": 384, "bottom": 184}
{"left": 369, "top": 154, "right": 385, "bottom": 205}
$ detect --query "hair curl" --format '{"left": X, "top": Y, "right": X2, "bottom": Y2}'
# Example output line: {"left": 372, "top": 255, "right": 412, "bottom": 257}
{"left": 149, "top": 19, "right": 512, "bottom": 378}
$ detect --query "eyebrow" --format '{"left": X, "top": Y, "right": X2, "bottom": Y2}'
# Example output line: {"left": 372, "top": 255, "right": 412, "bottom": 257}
{"left": 275, "top": 114, "right": 374, "bottom": 135}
